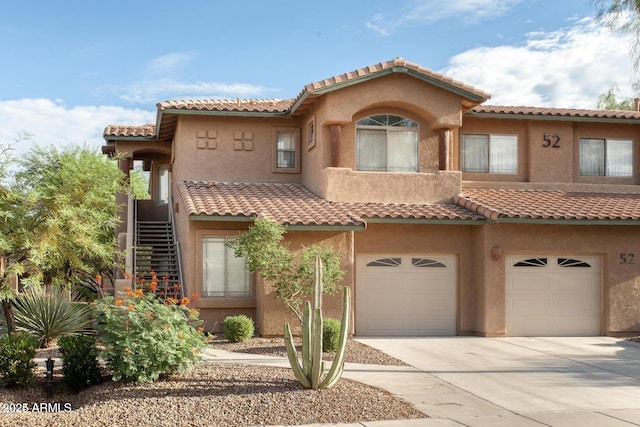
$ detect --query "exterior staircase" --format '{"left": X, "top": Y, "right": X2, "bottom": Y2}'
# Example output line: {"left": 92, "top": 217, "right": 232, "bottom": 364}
{"left": 134, "top": 221, "right": 183, "bottom": 299}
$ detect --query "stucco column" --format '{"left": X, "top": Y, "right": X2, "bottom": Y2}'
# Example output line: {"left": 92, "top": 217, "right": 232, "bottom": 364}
{"left": 115, "top": 157, "right": 133, "bottom": 282}
{"left": 438, "top": 128, "right": 450, "bottom": 171}
{"left": 331, "top": 125, "right": 341, "bottom": 168}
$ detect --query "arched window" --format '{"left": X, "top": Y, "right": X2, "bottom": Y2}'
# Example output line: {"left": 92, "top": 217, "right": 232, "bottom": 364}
{"left": 356, "top": 114, "right": 418, "bottom": 172}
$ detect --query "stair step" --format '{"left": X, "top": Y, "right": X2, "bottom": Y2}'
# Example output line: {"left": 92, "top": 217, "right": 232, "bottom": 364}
{"left": 134, "top": 218, "right": 182, "bottom": 299}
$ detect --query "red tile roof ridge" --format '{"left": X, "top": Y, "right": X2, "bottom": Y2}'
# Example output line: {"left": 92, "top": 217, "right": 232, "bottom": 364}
{"left": 157, "top": 98, "right": 294, "bottom": 112}
{"left": 293, "top": 58, "right": 491, "bottom": 106}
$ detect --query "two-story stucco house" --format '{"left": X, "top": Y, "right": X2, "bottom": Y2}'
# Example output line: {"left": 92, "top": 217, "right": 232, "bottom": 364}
{"left": 102, "top": 58, "right": 640, "bottom": 337}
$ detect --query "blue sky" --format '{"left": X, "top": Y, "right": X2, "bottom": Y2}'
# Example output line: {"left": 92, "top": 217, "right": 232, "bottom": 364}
{"left": 0, "top": 0, "right": 634, "bottom": 155}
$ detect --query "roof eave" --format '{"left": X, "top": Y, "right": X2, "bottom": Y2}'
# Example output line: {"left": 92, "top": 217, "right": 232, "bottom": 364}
{"left": 103, "top": 135, "right": 157, "bottom": 142}
{"left": 158, "top": 107, "right": 288, "bottom": 118}
{"left": 489, "top": 218, "right": 640, "bottom": 225}
{"left": 188, "top": 214, "right": 365, "bottom": 231}
{"left": 363, "top": 217, "right": 485, "bottom": 225}
{"left": 465, "top": 111, "right": 640, "bottom": 124}
{"left": 289, "top": 67, "right": 489, "bottom": 116}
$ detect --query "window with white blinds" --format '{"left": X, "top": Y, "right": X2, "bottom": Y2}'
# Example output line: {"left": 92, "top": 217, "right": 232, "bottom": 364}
{"left": 579, "top": 138, "right": 632, "bottom": 177}
{"left": 461, "top": 134, "right": 518, "bottom": 174}
{"left": 356, "top": 115, "right": 419, "bottom": 172}
{"left": 202, "top": 237, "right": 250, "bottom": 298}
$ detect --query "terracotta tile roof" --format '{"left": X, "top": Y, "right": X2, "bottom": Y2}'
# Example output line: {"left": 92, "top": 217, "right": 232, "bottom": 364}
{"left": 292, "top": 57, "right": 491, "bottom": 105}
{"left": 178, "top": 181, "right": 484, "bottom": 227}
{"left": 178, "top": 181, "right": 363, "bottom": 227}
{"left": 339, "top": 202, "right": 485, "bottom": 221}
{"left": 157, "top": 98, "right": 293, "bottom": 114}
{"left": 455, "top": 189, "right": 640, "bottom": 221}
{"left": 153, "top": 59, "right": 490, "bottom": 118}
{"left": 469, "top": 105, "right": 640, "bottom": 121}
{"left": 104, "top": 124, "right": 156, "bottom": 138}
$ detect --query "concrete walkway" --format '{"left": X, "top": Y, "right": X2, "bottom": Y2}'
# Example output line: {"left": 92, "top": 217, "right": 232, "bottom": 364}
{"left": 206, "top": 336, "right": 640, "bottom": 426}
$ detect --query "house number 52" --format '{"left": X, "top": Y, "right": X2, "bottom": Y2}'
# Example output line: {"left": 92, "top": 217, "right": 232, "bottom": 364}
{"left": 620, "top": 253, "right": 636, "bottom": 264}
{"left": 543, "top": 133, "right": 560, "bottom": 148}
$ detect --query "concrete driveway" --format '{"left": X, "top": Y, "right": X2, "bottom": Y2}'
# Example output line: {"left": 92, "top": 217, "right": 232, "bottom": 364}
{"left": 355, "top": 337, "right": 640, "bottom": 426}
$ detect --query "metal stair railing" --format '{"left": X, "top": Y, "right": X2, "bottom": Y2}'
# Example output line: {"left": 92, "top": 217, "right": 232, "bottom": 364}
{"left": 168, "top": 197, "right": 185, "bottom": 299}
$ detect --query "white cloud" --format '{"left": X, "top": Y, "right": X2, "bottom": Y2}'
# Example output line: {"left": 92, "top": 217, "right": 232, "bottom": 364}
{"left": 118, "top": 78, "right": 272, "bottom": 104}
{"left": 442, "top": 18, "right": 636, "bottom": 108}
{"left": 0, "top": 99, "right": 155, "bottom": 158}
{"left": 146, "top": 51, "right": 198, "bottom": 75}
{"left": 366, "top": 0, "right": 521, "bottom": 36}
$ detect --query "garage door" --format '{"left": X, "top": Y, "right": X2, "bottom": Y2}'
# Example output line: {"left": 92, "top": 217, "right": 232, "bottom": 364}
{"left": 506, "top": 255, "right": 601, "bottom": 336}
{"left": 356, "top": 254, "right": 456, "bottom": 336}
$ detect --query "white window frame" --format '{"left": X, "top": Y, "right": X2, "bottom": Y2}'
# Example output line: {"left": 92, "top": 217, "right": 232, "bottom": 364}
{"left": 356, "top": 114, "right": 419, "bottom": 172}
{"left": 579, "top": 137, "right": 633, "bottom": 177}
{"left": 157, "top": 164, "right": 170, "bottom": 205}
{"left": 202, "top": 237, "right": 251, "bottom": 298}
{"left": 461, "top": 133, "right": 518, "bottom": 174}
{"left": 272, "top": 127, "right": 301, "bottom": 173}
{"left": 307, "top": 117, "right": 316, "bottom": 150}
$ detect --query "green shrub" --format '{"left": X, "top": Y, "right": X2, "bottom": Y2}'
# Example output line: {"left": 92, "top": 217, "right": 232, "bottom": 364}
{"left": 13, "top": 286, "right": 95, "bottom": 347}
{"left": 0, "top": 332, "right": 38, "bottom": 387}
{"left": 223, "top": 314, "right": 254, "bottom": 342}
{"left": 96, "top": 290, "right": 204, "bottom": 383}
{"left": 323, "top": 317, "right": 341, "bottom": 353}
{"left": 58, "top": 334, "right": 103, "bottom": 392}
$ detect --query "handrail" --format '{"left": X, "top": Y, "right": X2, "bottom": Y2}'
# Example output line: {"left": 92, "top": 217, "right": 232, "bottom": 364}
{"left": 132, "top": 197, "right": 138, "bottom": 288}
{"left": 168, "top": 197, "right": 185, "bottom": 299}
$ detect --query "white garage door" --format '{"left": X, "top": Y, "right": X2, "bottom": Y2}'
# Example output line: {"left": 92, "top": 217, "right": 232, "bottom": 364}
{"left": 356, "top": 254, "right": 456, "bottom": 336}
{"left": 506, "top": 255, "right": 601, "bottom": 336}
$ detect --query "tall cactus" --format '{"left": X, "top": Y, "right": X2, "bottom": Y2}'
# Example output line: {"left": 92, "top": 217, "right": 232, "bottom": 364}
{"left": 284, "top": 256, "right": 351, "bottom": 389}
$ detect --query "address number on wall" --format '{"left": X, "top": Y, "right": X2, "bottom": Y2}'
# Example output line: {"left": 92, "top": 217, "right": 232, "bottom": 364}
{"left": 620, "top": 253, "right": 636, "bottom": 264}
{"left": 543, "top": 133, "right": 560, "bottom": 148}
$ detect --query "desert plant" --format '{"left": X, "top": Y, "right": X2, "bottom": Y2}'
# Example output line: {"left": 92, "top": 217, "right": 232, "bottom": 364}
{"left": 13, "top": 286, "right": 96, "bottom": 347}
{"left": 0, "top": 332, "right": 38, "bottom": 387}
{"left": 96, "top": 289, "right": 204, "bottom": 382}
{"left": 284, "top": 256, "right": 350, "bottom": 390}
{"left": 322, "top": 318, "right": 341, "bottom": 353}
{"left": 223, "top": 314, "right": 255, "bottom": 343}
{"left": 58, "top": 334, "right": 103, "bottom": 392}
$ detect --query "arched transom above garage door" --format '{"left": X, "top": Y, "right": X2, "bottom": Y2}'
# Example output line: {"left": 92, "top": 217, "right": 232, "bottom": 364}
{"left": 506, "top": 255, "right": 601, "bottom": 336}
{"left": 356, "top": 254, "right": 457, "bottom": 336}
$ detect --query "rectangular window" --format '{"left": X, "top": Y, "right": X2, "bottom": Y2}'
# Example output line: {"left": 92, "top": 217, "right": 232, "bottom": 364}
{"left": 273, "top": 128, "right": 300, "bottom": 173}
{"left": 462, "top": 134, "right": 518, "bottom": 174}
{"left": 307, "top": 120, "right": 315, "bottom": 148}
{"left": 579, "top": 138, "right": 633, "bottom": 177}
{"left": 356, "top": 129, "right": 418, "bottom": 172}
{"left": 202, "top": 237, "right": 250, "bottom": 298}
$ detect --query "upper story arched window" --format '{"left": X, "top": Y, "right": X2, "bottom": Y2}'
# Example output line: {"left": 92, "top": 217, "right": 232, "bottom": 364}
{"left": 356, "top": 114, "right": 419, "bottom": 172}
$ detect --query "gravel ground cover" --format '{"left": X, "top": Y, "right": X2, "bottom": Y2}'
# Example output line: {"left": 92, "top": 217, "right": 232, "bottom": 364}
{"left": 0, "top": 338, "right": 425, "bottom": 426}
{"left": 211, "top": 335, "right": 408, "bottom": 366}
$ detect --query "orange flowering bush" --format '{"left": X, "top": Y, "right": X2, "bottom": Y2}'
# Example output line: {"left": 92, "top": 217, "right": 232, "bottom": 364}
{"left": 96, "top": 286, "right": 204, "bottom": 383}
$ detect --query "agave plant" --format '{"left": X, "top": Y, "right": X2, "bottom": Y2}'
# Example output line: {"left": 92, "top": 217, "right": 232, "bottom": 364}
{"left": 13, "top": 286, "right": 95, "bottom": 347}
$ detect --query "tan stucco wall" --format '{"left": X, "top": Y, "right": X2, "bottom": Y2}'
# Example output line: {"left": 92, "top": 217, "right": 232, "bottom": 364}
{"left": 456, "top": 117, "right": 640, "bottom": 185}
{"left": 177, "top": 216, "right": 355, "bottom": 336}
{"left": 321, "top": 167, "right": 461, "bottom": 204}
{"left": 109, "top": 68, "right": 640, "bottom": 338}
{"left": 170, "top": 115, "right": 303, "bottom": 185}
{"left": 256, "top": 230, "right": 355, "bottom": 337}
{"left": 477, "top": 223, "right": 640, "bottom": 336}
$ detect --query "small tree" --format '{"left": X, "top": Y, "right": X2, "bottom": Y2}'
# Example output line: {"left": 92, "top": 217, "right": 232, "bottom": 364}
{"left": 227, "top": 218, "right": 344, "bottom": 323}
{"left": 0, "top": 142, "right": 127, "bottom": 333}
